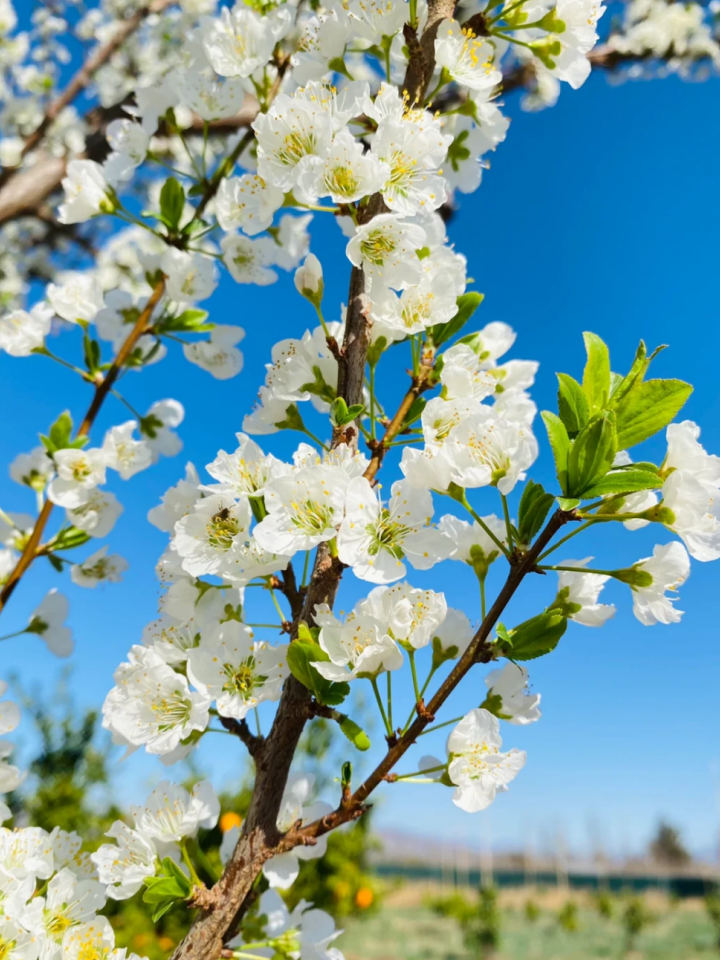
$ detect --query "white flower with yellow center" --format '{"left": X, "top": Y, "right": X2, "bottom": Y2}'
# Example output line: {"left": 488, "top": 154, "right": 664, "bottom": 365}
{"left": 173, "top": 493, "right": 253, "bottom": 578}
{"left": 130, "top": 780, "right": 219, "bottom": 845}
{"left": 337, "top": 477, "right": 450, "bottom": 584}
{"left": 66, "top": 489, "right": 123, "bottom": 539}
{"left": 70, "top": 547, "right": 128, "bottom": 589}
{"left": 346, "top": 214, "right": 426, "bottom": 291}
{"left": 0, "top": 826, "right": 54, "bottom": 881}
{"left": 21, "top": 868, "right": 105, "bottom": 956}
{"left": 0, "top": 916, "right": 38, "bottom": 960}
{"left": 47, "top": 448, "right": 107, "bottom": 510}
{"left": 62, "top": 918, "right": 131, "bottom": 960}
{"left": 253, "top": 466, "right": 348, "bottom": 557}
{"left": 434, "top": 20, "right": 502, "bottom": 91}
{"left": 220, "top": 235, "right": 278, "bottom": 286}
{"left": 187, "top": 622, "right": 289, "bottom": 719}
{"left": 347, "top": 0, "right": 408, "bottom": 43}
{"left": 444, "top": 405, "right": 537, "bottom": 494}
{"left": 629, "top": 541, "right": 691, "bottom": 626}
{"left": 102, "top": 422, "right": 152, "bottom": 480}
{"left": 254, "top": 95, "right": 335, "bottom": 192}
{"left": 91, "top": 823, "right": 157, "bottom": 900}
{"left": 216, "top": 175, "right": 284, "bottom": 237}
{"left": 370, "top": 268, "right": 458, "bottom": 342}
{"left": 102, "top": 645, "right": 210, "bottom": 757}
{"left": 357, "top": 582, "right": 448, "bottom": 650}
{"left": 47, "top": 273, "right": 104, "bottom": 324}
{"left": 446, "top": 708, "right": 526, "bottom": 812}
{"left": 201, "top": 4, "right": 291, "bottom": 79}
{"left": 371, "top": 114, "right": 452, "bottom": 216}
{"left": 439, "top": 344, "right": 498, "bottom": 402}
{"left": 162, "top": 249, "right": 217, "bottom": 304}
{"left": 313, "top": 604, "right": 403, "bottom": 681}
{"left": 297, "top": 129, "right": 390, "bottom": 204}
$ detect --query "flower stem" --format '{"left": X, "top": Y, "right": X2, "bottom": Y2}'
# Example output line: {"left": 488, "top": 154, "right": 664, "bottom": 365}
{"left": 539, "top": 564, "right": 616, "bottom": 576}
{"left": 480, "top": 576, "right": 487, "bottom": 621}
{"left": 386, "top": 671, "right": 393, "bottom": 731}
{"left": 501, "top": 493, "right": 514, "bottom": 551}
{"left": 417, "top": 715, "right": 464, "bottom": 737}
{"left": 180, "top": 840, "right": 203, "bottom": 888}
{"left": 536, "top": 519, "right": 595, "bottom": 562}
{"left": 0, "top": 629, "right": 28, "bottom": 642}
{"left": 459, "top": 493, "right": 510, "bottom": 558}
{"left": 394, "top": 764, "right": 446, "bottom": 780}
{"left": 267, "top": 586, "right": 286, "bottom": 623}
{"left": 370, "top": 677, "right": 392, "bottom": 737}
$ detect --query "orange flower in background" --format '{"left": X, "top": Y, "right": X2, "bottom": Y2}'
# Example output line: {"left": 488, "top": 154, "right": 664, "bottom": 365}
{"left": 355, "top": 886, "right": 374, "bottom": 909}
{"left": 220, "top": 811, "right": 243, "bottom": 833}
{"left": 158, "top": 938, "right": 175, "bottom": 952}
{"left": 132, "top": 934, "right": 150, "bottom": 949}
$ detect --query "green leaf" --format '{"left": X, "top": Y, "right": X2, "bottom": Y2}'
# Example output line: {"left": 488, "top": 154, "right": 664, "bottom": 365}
{"left": 430, "top": 292, "right": 484, "bottom": 347}
{"left": 330, "top": 398, "right": 365, "bottom": 427}
{"left": 541, "top": 411, "right": 570, "bottom": 494}
{"left": 498, "top": 612, "right": 567, "bottom": 661}
{"left": 567, "top": 412, "right": 617, "bottom": 497}
{"left": 287, "top": 641, "right": 349, "bottom": 708}
{"left": 367, "top": 335, "right": 387, "bottom": 369}
{"left": 582, "top": 332, "right": 611, "bottom": 413}
{"left": 556, "top": 373, "right": 589, "bottom": 438}
{"left": 160, "top": 309, "right": 211, "bottom": 333}
{"left": 83, "top": 334, "right": 101, "bottom": 375}
{"left": 337, "top": 715, "right": 371, "bottom": 751}
{"left": 517, "top": 480, "right": 554, "bottom": 545}
{"left": 556, "top": 497, "right": 580, "bottom": 512}
{"left": 274, "top": 404, "right": 307, "bottom": 433}
{"left": 48, "top": 527, "right": 91, "bottom": 552}
{"left": 579, "top": 469, "right": 662, "bottom": 499}
{"left": 159, "top": 177, "right": 186, "bottom": 232}
{"left": 613, "top": 379, "right": 693, "bottom": 450}
{"left": 40, "top": 411, "right": 74, "bottom": 454}
{"left": 300, "top": 365, "right": 336, "bottom": 404}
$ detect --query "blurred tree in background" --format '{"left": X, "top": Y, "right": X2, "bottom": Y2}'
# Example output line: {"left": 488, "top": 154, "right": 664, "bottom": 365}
{"left": 649, "top": 821, "right": 691, "bottom": 866}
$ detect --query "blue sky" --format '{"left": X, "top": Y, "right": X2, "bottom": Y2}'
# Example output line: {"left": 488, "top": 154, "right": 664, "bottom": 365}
{"left": 1, "top": 68, "right": 719, "bottom": 862}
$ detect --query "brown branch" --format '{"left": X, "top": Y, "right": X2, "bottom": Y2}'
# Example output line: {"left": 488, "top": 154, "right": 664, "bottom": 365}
{"left": 403, "top": 0, "right": 458, "bottom": 106}
{"left": 0, "top": 278, "right": 166, "bottom": 614}
{"left": 219, "top": 717, "right": 265, "bottom": 759}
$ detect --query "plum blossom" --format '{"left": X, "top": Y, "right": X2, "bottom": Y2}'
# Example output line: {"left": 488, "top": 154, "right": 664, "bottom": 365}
{"left": 446, "top": 708, "right": 526, "bottom": 812}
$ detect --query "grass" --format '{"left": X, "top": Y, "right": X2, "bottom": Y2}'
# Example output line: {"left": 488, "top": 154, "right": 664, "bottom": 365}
{"left": 339, "top": 887, "right": 720, "bottom": 960}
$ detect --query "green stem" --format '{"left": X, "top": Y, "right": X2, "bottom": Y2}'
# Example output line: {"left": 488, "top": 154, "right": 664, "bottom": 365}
{"left": 254, "top": 707, "right": 262, "bottom": 737}
{"left": 301, "top": 426, "right": 329, "bottom": 452}
{"left": 370, "top": 677, "right": 392, "bottom": 737}
{"left": 0, "top": 629, "right": 28, "bottom": 642}
{"left": 536, "top": 519, "right": 595, "bottom": 562}
{"left": 301, "top": 550, "right": 311, "bottom": 588}
{"left": 501, "top": 493, "right": 514, "bottom": 552}
{"left": 244, "top": 623, "right": 283, "bottom": 629}
{"left": 424, "top": 69, "right": 448, "bottom": 106}
{"left": 459, "top": 493, "right": 510, "bottom": 558}
{"left": 179, "top": 840, "right": 203, "bottom": 887}
{"left": 539, "top": 564, "right": 616, "bottom": 576}
{"left": 408, "top": 649, "right": 421, "bottom": 703}
{"left": 386, "top": 671, "right": 393, "bottom": 731}
{"left": 192, "top": 838, "right": 220, "bottom": 883}
{"left": 480, "top": 576, "right": 487, "bottom": 621}
{"left": 417, "top": 715, "right": 464, "bottom": 737}
{"left": 394, "top": 764, "right": 447, "bottom": 780}
{"left": 314, "top": 303, "right": 330, "bottom": 338}
{"left": 369, "top": 364, "right": 377, "bottom": 440}
{"left": 34, "top": 346, "right": 90, "bottom": 380}
{"left": 268, "top": 587, "right": 286, "bottom": 623}
{"left": 110, "top": 389, "right": 143, "bottom": 420}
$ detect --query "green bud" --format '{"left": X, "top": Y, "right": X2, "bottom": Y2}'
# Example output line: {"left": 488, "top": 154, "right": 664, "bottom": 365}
{"left": 612, "top": 567, "right": 653, "bottom": 588}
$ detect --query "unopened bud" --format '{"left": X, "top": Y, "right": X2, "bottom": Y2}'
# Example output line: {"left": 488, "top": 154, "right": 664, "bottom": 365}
{"left": 294, "top": 253, "right": 324, "bottom": 306}
{"left": 612, "top": 566, "right": 653, "bottom": 588}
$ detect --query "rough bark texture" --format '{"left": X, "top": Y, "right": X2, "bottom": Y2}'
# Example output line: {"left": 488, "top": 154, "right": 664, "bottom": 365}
{"left": 403, "top": 0, "right": 458, "bottom": 106}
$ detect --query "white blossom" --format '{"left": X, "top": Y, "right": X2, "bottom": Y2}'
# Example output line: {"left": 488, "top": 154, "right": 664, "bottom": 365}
{"left": 346, "top": 214, "right": 426, "bottom": 291}
{"left": 148, "top": 464, "right": 200, "bottom": 533}
{"left": 66, "top": 489, "right": 123, "bottom": 539}
{"left": 102, "top": 422, "right": 152, "bottom": 480}
{"left": 26, "top": 590, "right": 73, "bottom": 658}
{"left": 446, "top": 708, "right": 526, "bottom": 812}
{"left": 70, "top": 547, "right": 128, "bottom": 588}
{"left": 337, "top": 477, "right": 450, "bottom": 583}
{"left": 47, "top": 449, "right": 107, "bottom": 509}
{"left": 0, "top": 303, "right": 53, "bottom": 357}
{"left": 314, "top": 603, "right": 404, "bottom": 682}
{"left": 187, "top": 622, "right": 289, "bottom": 719}
{"left": 163, "top": 249, "right": 217, "bottom": 303}
{"left": 215, "top": 175, "right": 284, "bottom": 237}
{"left": 630, "top": 541, "right": 690, "bottom": 626}
{"left": 483, "top": 663, "right": 541, "bottom": 724}
{"left": 102, "top": 645, "right": 210, "bottom": 758}
{"left": 58, "top": 160, "right": 113, "bottom": 224}
{"left": 91, "top": 823, "right": 157, "bottom": 900}
{"left": 172, "top": 493, "right": 253, "bottom": 577}
{"left": 221, "top": 234, "right": 278, "bottom": 286}
{"left": 183, "top": 325, "right": 245, "bottom": 379}
{"left": 254, "top": 467, "right": 348, "bottom": 557}
{"left": 47, "top": 274, "right": 104, "bottom": 324}
{"left": 131, "top": 780, "right": 219, "bottom": 844}
{"left": 553, "top": 557, "right": 616, "bottom": 626}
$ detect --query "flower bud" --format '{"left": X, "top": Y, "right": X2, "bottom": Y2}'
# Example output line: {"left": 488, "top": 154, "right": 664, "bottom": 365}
{"left": 294, "top": 253, "right": 324, "bottom": 306}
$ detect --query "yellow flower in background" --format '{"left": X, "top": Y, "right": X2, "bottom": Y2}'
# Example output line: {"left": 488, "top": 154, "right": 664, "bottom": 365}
{"left": 220, "top": 811, "right": 243, "bottom": 833}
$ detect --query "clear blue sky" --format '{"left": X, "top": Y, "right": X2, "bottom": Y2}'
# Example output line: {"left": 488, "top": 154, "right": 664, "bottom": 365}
{"left": 1, "top": 69, "right": 719, "bottom": 862}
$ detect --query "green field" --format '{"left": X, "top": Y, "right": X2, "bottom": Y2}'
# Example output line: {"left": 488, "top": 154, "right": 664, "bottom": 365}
{"left": 339, "top": 893, "right": 720, "bottom": 960}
